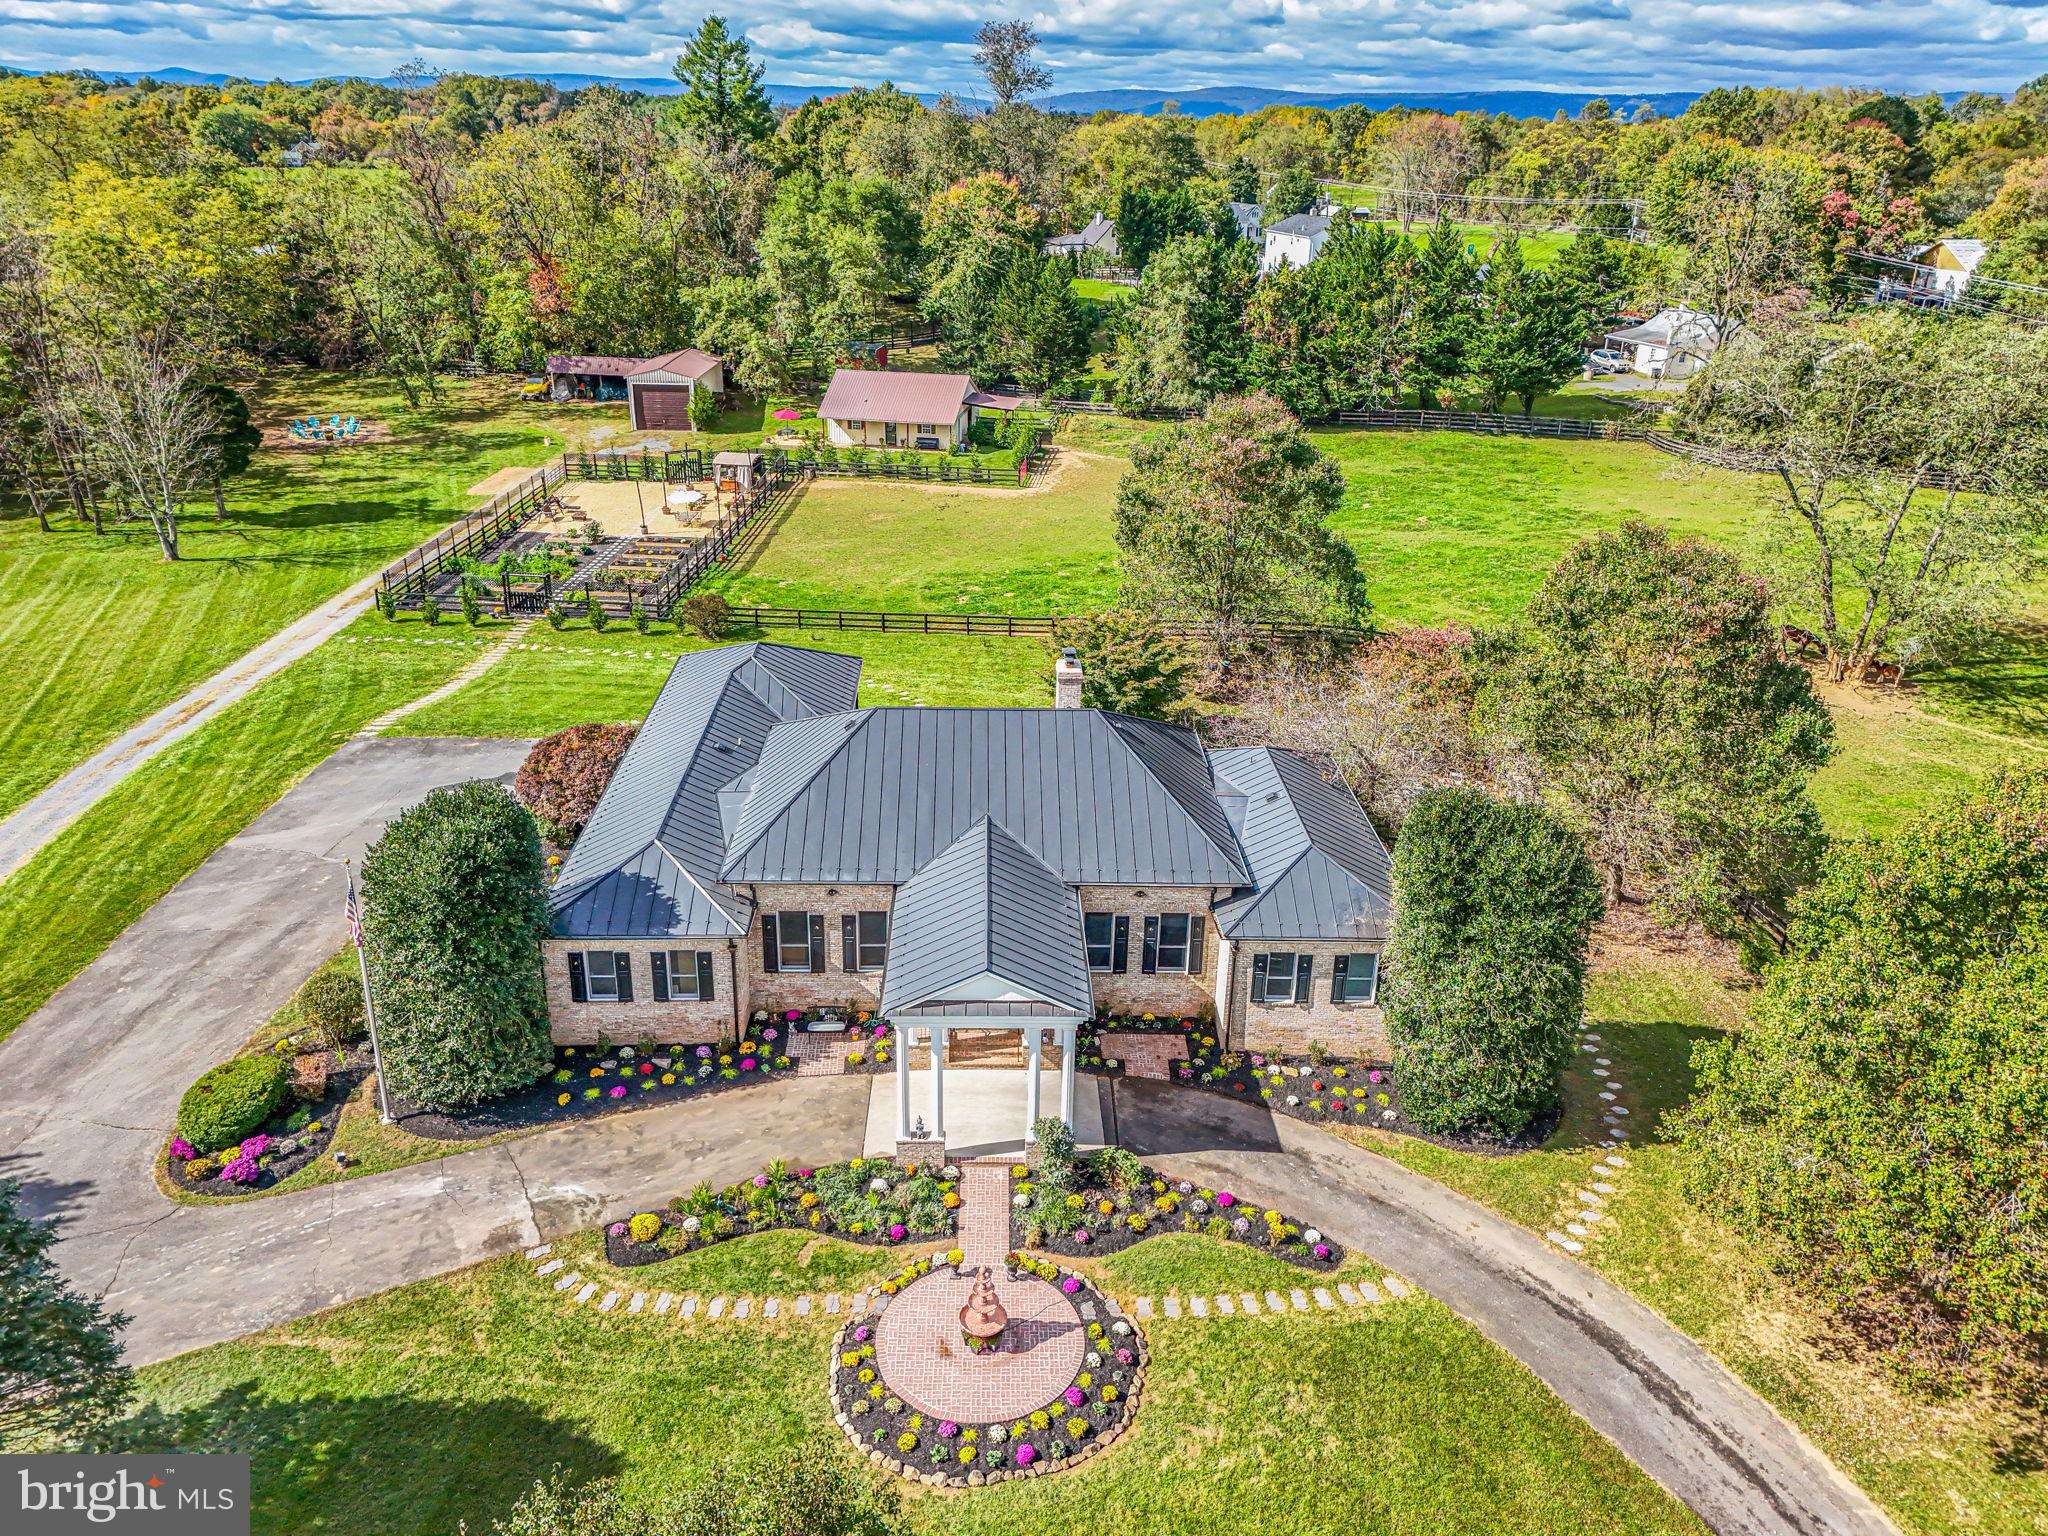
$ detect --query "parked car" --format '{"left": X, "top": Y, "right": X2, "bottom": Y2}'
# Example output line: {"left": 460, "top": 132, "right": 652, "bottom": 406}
{"left": 1584, "top": 347, "right": 1630, "bottom": 374}
{"left": 519, "top": 376, "right": 548, "bottom": 400}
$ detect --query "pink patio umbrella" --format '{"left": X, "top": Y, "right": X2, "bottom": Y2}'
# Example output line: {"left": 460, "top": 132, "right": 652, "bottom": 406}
{"left": 772, "top": 408, "right": 801, "bottom": 421}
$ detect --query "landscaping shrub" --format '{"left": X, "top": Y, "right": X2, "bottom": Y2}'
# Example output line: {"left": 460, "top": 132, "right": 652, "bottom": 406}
{"left": 514, "top": 722, "right": 638, "bottom": 844}
{"left": 175, "top": 1054, "right": 290, "bottom": 1155}
{"left": 1681, "top": 766, "right": 2048, "bottom": 1378}
{"left": 361, "top": 782, "right": 553, "bottom": 1112}
{"left": 291, "top": 961, "right": 365, "bottom": 1049}
{"left": 680, "top": 590, "right": 731, "bottom": 640}
{"left": 1385, "top": 786, "right": 1602, "bottom": 1139}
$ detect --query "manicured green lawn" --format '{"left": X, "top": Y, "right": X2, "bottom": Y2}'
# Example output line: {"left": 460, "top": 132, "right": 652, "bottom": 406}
{"left": 0, "top": 374, "right": 604, "bottom": 823}
{"left": 131, "top": 1251, "right": 1704, "bottom": 1536}
{"left": 1087, "top": 1233, "right": 1374, "bottom": 1299}
{"left": 1348, "top": 951, "right": 2048, "bottom": 1536}
{"left": 0, "top": 614, "right": 484, "bottom": 1042}
{"left": 549, "top": 1226, "right": 921, "bottom": 1298}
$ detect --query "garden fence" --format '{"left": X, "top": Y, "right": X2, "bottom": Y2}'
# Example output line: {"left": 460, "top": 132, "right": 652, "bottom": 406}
{"left": 378, "top": 457, "right": 565, "bottom": 608}
{"left": 1328, "top": 408, "right": 1646, "bottom": 440}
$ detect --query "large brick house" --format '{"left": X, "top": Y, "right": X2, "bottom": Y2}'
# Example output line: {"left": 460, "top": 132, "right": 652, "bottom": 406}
{"left": 543, "top": 642, "right": 1393, "bottom": 1138}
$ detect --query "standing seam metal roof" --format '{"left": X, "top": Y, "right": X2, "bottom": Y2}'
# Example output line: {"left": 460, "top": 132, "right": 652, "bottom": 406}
{"left": 877, "top": 818, "right": 1093, "bottom": 1017}
{"left": 718, "top": 708, "right": 1249, "bottom": 887}
{"left": 1209, "top": 746, "right": 1393, "bottom": 941}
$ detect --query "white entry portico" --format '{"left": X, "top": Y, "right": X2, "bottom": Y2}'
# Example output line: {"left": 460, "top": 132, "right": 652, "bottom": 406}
{"left": 890, "top": 1014, "right": 1083, "bottom": 1147}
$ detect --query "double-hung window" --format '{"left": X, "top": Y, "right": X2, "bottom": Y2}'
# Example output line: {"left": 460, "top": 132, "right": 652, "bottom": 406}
{"left": 578, "top": 950, "right": 628, "bottom": 1002}
{"left": 841, "top": 911, "right": 888, "bottom": 972}
{"left": 1084, "top": 913, "right": 1115, "bottom": 971}
{"left": 1155, "top": 913, "right": 1192, "bottom": 972}
{"left": 654, "top": 949, "right": 714, "bottom": 1002}
{"left": 1333, "top": 952, "right": 1380, "bottom": 1005}
{"left": 1257, "top": 953, "right": 1302, "bottom": 1004}
{"left": 776, "top": 911, "right": 815, "bottom": 972}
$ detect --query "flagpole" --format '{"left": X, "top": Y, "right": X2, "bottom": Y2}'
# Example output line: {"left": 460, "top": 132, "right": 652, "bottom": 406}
{"left": 347, "top": 860, "right": 395, "bottom": 1124}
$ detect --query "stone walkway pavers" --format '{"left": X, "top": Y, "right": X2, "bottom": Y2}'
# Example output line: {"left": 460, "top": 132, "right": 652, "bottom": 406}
{"left": 1547, "top": 1024, "right": 1637, "bottom": 1257}
{"left": 788, "top": 1029, "right": 852, "bottom": 1077}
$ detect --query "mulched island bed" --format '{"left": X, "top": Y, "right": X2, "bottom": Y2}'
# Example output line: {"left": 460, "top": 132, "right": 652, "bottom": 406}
{"left": 393, "top": 1031, "right": 801, "bottom": 1142}
{"left": 164, "top": 1050, "right": 369, "bottom": 1197}
{"left": 831, "top": 1255, "right": 1147, "bottom": 1486}
{"left": 601, "top": 1158, "right": 962, "bottom": 1267}
{"left": 1079, "top": 1015, "right": 1553, "bottom": 1155}
{"left": 1010, "top": 1135, "right": 1346, "bottom": 1271}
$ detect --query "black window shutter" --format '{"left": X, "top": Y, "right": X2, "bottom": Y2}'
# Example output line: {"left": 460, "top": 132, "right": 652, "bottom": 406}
{"left": 696, "top": 950, "right": 715, "bottom": 1002}
{"left": 1188, "top": 914, "right": 1205, "bottom": 974}
{"left": 1250, "top": 952, "right": 1268, "bottom": 1000}
{"left": 762, "top": 914, "right": 779, "bottom": 973}
{"left": 809, "top": 913, "right": 826, "bottom": 972}
{"left": 1141, "top": 915, "right": 1159, "bottom": 974}
{"left": 651, "top": 950, "right": 669, "bottom": 1001}
{"left": 568, "top": 950, "right": 587, "bottom": 1003}
{"left": 1111, "top": 915, "right": 1129, "bottom": 973}
{"left": 1330, "top": 953, "right": 1348, "bottom": 1004}
{"left": 615, "top": 951, "right": 635, "bottom": 1002}
{"left": 1293, "top": 954, "right": 1312, "bottom": 1006}
{"left": 841, "top": 914, "right": 857, "bottom": 971}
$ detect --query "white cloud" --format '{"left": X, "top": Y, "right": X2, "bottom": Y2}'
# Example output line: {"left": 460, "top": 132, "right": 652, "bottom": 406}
{"left": 0, "top": 0, "right": 2039, "bottom": 96}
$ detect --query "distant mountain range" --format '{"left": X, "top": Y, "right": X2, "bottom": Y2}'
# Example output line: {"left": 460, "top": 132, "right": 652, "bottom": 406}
{"left": 17, "top": 63, "right": 1703, "bottom": 119}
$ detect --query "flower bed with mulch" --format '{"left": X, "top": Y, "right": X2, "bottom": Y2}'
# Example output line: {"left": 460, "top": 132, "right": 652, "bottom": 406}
{"left": 1008, "top": 1137, "right": 1345, "bottom": 1271}
{"left": 394, "top": 1030, "right": 801, "bottom": 1142}
{"left": 747, "top": 1006, "right": 898, "bottom": 1077}
{"left": 1079, "top": 1015, "right": 1553, "bottom": 1154}
{"left": 830, "top": 1256, "right": 1147, "bottom": 1486}
{"left": 164, "top": 1050, "right": 369, "bottom": 1197}
{"left": 599, "top": 1158, "right": 963, "bottom": 1267}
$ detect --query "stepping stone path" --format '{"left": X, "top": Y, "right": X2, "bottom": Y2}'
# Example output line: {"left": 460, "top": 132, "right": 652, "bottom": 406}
{"left": 1546, "top": 1025, "right": 1638, "bottom": 1258}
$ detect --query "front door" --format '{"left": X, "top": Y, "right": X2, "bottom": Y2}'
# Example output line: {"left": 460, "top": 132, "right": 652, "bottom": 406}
{"left": 884, "top": 421, "right": 898, "bottom": 447}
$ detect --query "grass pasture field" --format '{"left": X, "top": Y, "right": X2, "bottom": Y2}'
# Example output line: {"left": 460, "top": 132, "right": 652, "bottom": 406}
{"left": 128, "top": 1243, "right": 1705, "bottom": 1536}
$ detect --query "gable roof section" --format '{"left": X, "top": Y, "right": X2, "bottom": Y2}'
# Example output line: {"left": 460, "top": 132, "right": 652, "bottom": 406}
{"left": 720, "top": 708, "right": 1249, "bottom": 887}
{"left": 549, "top": 643, "right": 862, "bottom": 938}
{"left": 628, "top": 347, "right": 721, "bottom": 381}
{"left": 1210, "top": 746, "right": 1392, "bottom": 941}
{"left": 817, "top": 369, "right": 974, "bottom": 426}
{"left": 878, "top": 818, "right": 1092, "bottom": 1017}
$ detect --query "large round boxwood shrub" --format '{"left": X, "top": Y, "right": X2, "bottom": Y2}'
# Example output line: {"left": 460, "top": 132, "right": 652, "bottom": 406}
{"left": 176, "top": 1054, "right": 290, "bottom": 1154}
{"left": 362, "top": 780, "right": 553, "bottom": 1112}
{"left": 292, "top": 965, "right": 366, "bottom": 1048}
{"left": 1385, "top": 786, "right": 1602, "bottom": 1139}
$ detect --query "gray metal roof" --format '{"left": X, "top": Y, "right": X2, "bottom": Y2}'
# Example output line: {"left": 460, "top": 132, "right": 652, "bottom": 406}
{"left": 548, "top": 643, "right": 861, "bottom": 937}
{"left": 719, "top": 707, "right": 1249, "bottom": 887}
{"left": 1269, "top": 212, "right": 1334, "bottom": 238}
{"left": 1210, "top": 746, "right": 1392, "bottom": 941}
{"left": 877, "top": 818, "right": 1093, "bottom": 1017}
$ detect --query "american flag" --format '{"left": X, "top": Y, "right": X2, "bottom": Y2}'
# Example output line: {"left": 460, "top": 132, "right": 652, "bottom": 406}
{"left": 344, "top": 864, "right": 364, "bottom": 950}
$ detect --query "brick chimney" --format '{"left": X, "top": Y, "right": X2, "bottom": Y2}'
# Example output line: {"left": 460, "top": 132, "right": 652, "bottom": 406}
{"left": 1054, "top": 647, "right": 1084, "bottom": 709}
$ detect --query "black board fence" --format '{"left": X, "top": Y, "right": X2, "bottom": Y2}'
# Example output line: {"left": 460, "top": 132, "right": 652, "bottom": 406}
{"left": 1048, "top": 399, "right": 1650, "bottom": 439}
{"left": 378, "top": 457, "right": 565, "bottom": 608}
{"left": 704, "top": 606, "right": 1369, "bottom": 644}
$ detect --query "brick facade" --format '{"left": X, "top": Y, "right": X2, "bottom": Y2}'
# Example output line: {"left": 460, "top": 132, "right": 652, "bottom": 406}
{"left": 1074, "top": 885, "right": 1222, "bottom": 1021}
{"left": 542, "top": 938, "right": 739, "bottom": 1046}
{"left": 1221, "top": 939, "right": 1389, "bottom": 1060}
{"left": 737, "top": 883, "right": 894, "bottom": 1021}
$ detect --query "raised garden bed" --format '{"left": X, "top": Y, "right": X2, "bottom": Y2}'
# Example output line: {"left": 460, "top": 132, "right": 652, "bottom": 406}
{"left": 601, "top": 1158, "right": 962, "bottom": 1267}
{"left": 1010, "top": 1137, "right": 1345, "bottom": 1272}
{"left": 830, "top": 1256, "right": 1146, "bottom": 1485}
{"left": 164, "top": 1049, "right": 369, "bottom": 1197}
{"left": 393, "top": 1032, "right": 799, "bottom": 1142}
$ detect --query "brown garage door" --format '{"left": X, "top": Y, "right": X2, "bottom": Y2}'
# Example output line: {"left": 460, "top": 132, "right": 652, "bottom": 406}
{"left": 634, "top": 384, "right": 692, "bottom": 430}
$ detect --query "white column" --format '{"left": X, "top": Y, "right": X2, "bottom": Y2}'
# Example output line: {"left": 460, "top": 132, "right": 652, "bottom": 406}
{"left": 928, "top": 1023, "right": 946, "bottom": 1141}
{"left": 894, "top": 1021, "right": 911, "bottom": 1142}
{"left": 1058, "top": 1023, "right": 1076, "bottom": 1128}
{"left": 1025, "top": 1027, "right": 1043, "bottom": 1142}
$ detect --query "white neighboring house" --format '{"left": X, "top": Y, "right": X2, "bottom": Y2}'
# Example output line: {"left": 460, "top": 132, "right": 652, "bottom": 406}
{"left": 1228, "top": 201, "right": 1264, "bottom": 243}
{"left": 1045, "top": 212, "right": 1120, "bottom": 261}
{"left": 1900, "top": 238, "right": 1988, "bottom": 301}
{"left": 1259, "top": 210, "right": 1336, "bottom": 275}
{"left": 1602, "top": 307, "right": 1723, "bottom": 381}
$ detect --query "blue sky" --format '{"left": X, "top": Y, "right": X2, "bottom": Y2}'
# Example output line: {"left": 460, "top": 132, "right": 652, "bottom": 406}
{"left": 1, "top": 1, "right": 2043, "bottom": 98}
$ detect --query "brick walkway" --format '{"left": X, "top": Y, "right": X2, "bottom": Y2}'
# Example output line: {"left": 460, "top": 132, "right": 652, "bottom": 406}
{"left": 787, "top": 1030, "right": 849, "bottom": 1077}
{"left": 959, "top": 1162, "right": 1013, "bottom": 1265}
{"left": 1103, "top": 1032, "right": 1189, "bottom": 1081}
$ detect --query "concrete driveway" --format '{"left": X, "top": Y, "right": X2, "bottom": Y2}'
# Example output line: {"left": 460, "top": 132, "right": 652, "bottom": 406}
{"left": 1114, "top": 1080, "right": 1897, "bottom": 1536}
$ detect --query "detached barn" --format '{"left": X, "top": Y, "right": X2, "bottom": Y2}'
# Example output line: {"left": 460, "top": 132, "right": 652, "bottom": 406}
{"left": 545, "top": 348, "right": 725, "bottom": 430}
